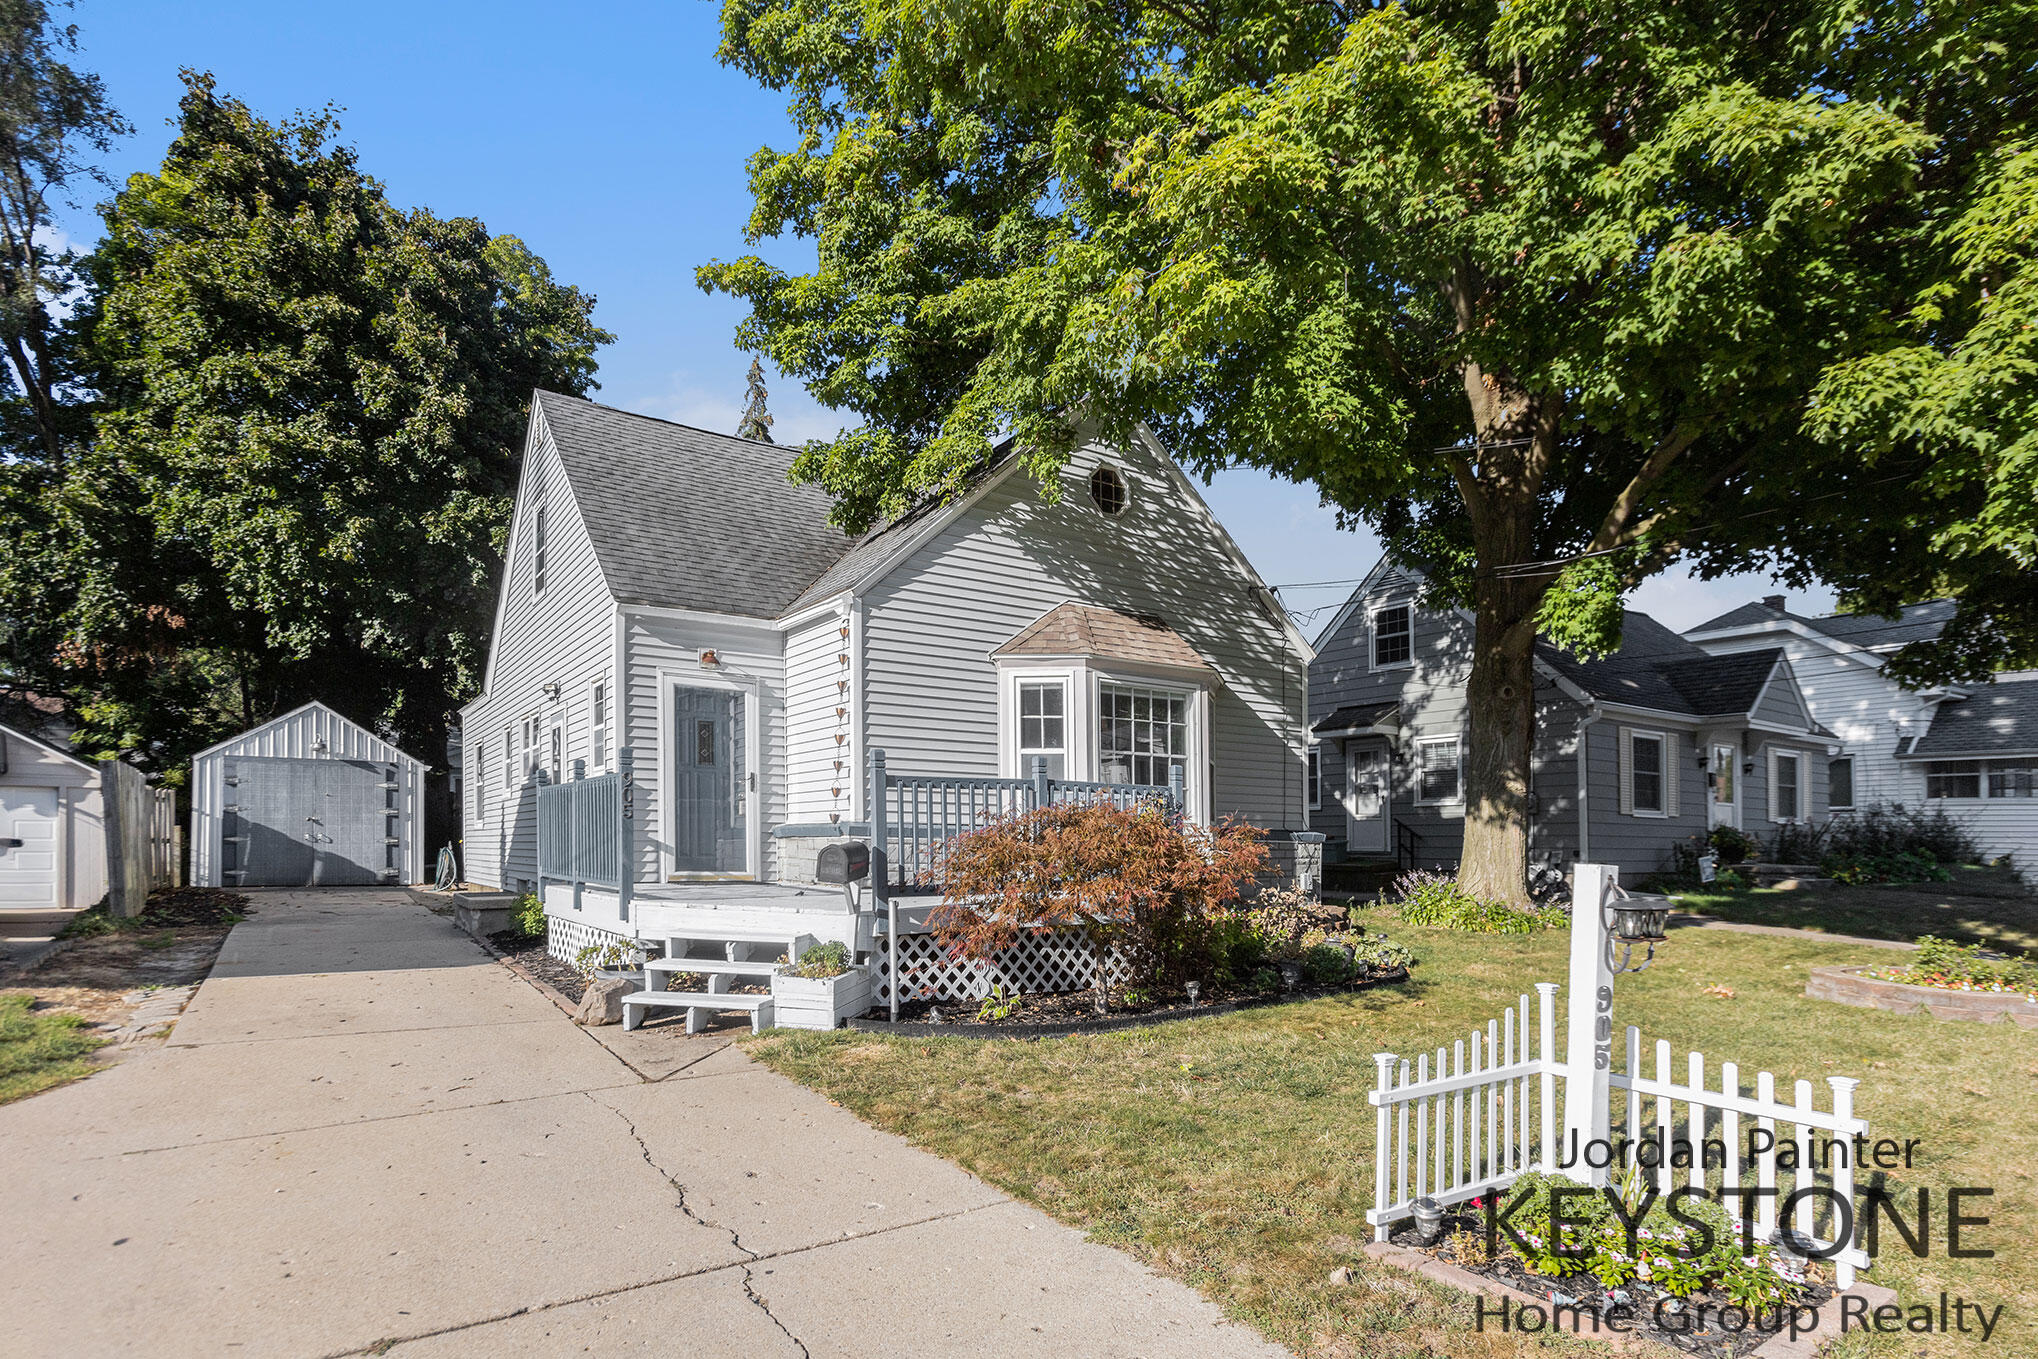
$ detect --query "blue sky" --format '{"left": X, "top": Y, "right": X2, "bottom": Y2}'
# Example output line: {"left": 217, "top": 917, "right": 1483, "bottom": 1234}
{"left": 67, "top": 0, "right": 1833, "bottom": 641}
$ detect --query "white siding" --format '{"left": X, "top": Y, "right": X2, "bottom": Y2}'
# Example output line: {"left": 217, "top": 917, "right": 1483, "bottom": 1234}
{"left": 0, "top": 736, "right": 106, "bottom": 910}
{"left": 859, "top": 436, "right": 1307, "bottom": 826}
{"left": 189, "top": 702, "right": 427, "bottom": 888}
{"left": 459, "top": 407, "right": 620, "bottom": 893}
{"left": 784, "top": 608, "right": 852, "bottom": 824}
{"left": 620, "top": 612, "right": 787, "bottom": 885}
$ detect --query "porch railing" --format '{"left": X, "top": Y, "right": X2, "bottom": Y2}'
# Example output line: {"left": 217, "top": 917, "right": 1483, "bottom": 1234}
{"left": 870, "top": 747, "right": 1185, "bottom": 1018}
{"left": 536, "top": 763, "right": 625, "bottom": 890}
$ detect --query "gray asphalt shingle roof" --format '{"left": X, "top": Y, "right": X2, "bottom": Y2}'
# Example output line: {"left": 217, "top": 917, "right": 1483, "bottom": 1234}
{"left": 1536, "top": 612, "right": 1794, "bottom": 719}
{"left": 1909, "top": 681, "right": 2038, "bottom": 756}
{"left": 1689, "top": 598, "right": 1956, "bottom": 650}
{"left": 537, "top": 391, "right": 853, "bottom": 617}
{"left": 1312, "top": 701, "right": 1399, "bottom": 735}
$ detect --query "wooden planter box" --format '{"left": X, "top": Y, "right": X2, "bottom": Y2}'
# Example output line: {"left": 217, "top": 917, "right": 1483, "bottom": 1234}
{"left": 772, "top": 966, "right": 873, "bottom": 1030}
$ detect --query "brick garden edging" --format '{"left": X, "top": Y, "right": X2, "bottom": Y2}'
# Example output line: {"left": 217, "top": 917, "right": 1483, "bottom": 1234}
{"left": 1807, "top": 964, "right": 2038, "bottom": 1027}
{"left": 1360, "top": 1239, "right": 1897, "bottom": 1357}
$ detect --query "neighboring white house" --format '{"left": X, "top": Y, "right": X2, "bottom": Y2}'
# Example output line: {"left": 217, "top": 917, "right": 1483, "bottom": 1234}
{"left": 461, "top": 391, "right": 1315, "bottom": 958}
{"left": 189, "top": 702, "right": 428, "bottom": 889}
{"left": 0, "top": 721, "right": 107, "bottom": 911}
{"left": 1685, "top": 598, "right": 2035, "bottom": 866}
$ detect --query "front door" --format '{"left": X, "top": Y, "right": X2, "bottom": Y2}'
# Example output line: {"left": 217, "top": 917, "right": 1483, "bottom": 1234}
{"left": 1343, "top": 745, "right": 1391, "bottom": 855}
{"left": 672, "top": 686, "right": 749, "bottom": 875}
{"left": 1708, "top": 742, "right": 1738, "bottom": 828}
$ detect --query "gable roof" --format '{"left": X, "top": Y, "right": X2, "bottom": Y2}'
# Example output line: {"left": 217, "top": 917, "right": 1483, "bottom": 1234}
{"left": 992, "top": 602, "right": 1216, "bottom": 673}
{"left": 0, "top": 719, "right": 94, "bottom": 772}
{"left": 536, "top": 391, "right": 852, "bottom": 618}
{"left": 1689, "top": 598, "right": 1957, "bottom": 651}
{"left": 1536, "top": 614, "right": 1812, "bottom": 722}
{"left": 1906, "top": 679, "right": 2038, "bottom": 757}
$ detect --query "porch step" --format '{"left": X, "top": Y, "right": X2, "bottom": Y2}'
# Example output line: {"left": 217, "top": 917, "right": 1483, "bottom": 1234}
{"left": 655, "top": 929, "right": 818, "bottom": 960}
{"left": 644, "top": 956, "right": 778, "bottom": 979}
{"left": 620, "top": 989, "right": 775, "bottom": 1035}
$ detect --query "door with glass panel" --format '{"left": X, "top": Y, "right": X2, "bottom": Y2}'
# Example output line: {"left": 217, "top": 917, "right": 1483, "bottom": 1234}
{"left": 672, "top": 686, "right": 748, "bottom": 874}
{"left": 1343, "top": 746, "right": 1390, "bottom": 854}
{"left": 1708, "top": 742, "right": 1737, "bottom": 827}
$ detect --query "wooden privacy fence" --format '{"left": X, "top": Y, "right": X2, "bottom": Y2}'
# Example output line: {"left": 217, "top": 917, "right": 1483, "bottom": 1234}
{"left": 100, "top": 760, "right": 173, "bottom": 917}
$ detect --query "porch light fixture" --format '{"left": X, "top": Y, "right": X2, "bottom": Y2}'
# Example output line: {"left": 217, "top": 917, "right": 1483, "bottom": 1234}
{"left": 1742, "top": 758, "right": 1756, "bottom": 775}
{"left": 1695, "top": 751, "right": 1710, "bottom": 769}
{"left": 698, "top": 649, "right": 720, "bottom": 668}
{"left": 540, "top": 681, "right": 561, "bottom": 701}
{"left": 1604, "top": 883, "right": 1672, "bottom": 976}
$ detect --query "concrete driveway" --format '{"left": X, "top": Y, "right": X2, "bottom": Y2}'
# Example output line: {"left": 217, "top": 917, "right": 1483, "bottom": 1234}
{"left": 0, "top": 888, "right": 1289, "bottom": 1358}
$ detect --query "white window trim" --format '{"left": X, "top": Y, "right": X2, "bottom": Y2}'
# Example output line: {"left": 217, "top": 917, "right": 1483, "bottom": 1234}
{"left": 501, "top": 724, "right": 514, "bottom": 790}
{"left": 1306, "top": 743, "right": 1322, "bottom": 811}
{"left": 1827, "top": 755, "right": 1855, "bottom": 811}
{"left": 531, "top": 503, "right": 549, "bottom": 596}
{"left": 1370, "top": 602, "right": 1415, "bottom": 672}
{"left": 658, "top": 670, "right": 762, "bottom": 881}
{"left": 1414, "top": 734, "right": 1463, "bottom": 806}
{"left": 1013, "top": 674, "right": 1072, "bottom": 780}
{"left": 1769, "top": 748, "right": 1805, "bottom": 824}
{"left": 589, "top": 677, "right": 610, "bottom": 772}
{"left": 1095, "top": 674, "right": 1200, "bottom": 795}
{"left": 1628, "top": 729, "right": 1670, "bottom": 818}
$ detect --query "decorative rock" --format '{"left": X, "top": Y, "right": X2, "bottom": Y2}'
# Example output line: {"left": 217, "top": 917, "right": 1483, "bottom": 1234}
{"left": 575, "top": 978, "right": 629, "bottom": 1026}
{"left": 1328, "top": 1266, "right": 1353, "bottom": 1285}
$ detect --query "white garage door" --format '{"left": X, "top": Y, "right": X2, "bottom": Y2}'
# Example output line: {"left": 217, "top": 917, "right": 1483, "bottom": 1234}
{"left": 0, "top": 785, "right": 60, "bottom": 907}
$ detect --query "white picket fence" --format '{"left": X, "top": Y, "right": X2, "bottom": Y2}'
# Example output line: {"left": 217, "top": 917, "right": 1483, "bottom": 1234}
{"left": 1367, "top": 985, "right": 1872, "bottom": 1287}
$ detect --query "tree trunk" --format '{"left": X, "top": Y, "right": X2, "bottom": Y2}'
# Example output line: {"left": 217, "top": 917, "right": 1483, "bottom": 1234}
{"left": 1456, "top": 505, "right": 1546, "bottom": 907}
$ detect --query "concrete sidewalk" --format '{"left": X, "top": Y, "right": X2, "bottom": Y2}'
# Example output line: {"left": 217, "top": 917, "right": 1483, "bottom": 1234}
{"left": 0, "top": 888, "right": 1289, "bottom": 1358}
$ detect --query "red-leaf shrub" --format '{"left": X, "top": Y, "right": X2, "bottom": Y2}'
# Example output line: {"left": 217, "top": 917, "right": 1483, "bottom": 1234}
{"left": 928, "top": 802, "right": 1269, "bottom": 1001}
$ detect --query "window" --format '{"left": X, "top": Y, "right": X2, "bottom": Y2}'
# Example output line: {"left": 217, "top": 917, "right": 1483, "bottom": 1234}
{"left": 472, "top": 744, "right": 484, "bottom": 811}
{"left": 1631, "top": 732, "right": 1666, "bottom": 814}
{"left": 501, "top": 725, "right": 514, "bottom": 789}
{"left": 1773, "top": 751, "right": 1802, "bottom": 821}
{"left": 1099, "top": 682, "right": 1188, "bottom": 787}
{"left": 1926, "top": 760, "right": 1982, "bottom": 799}
{"left": 1307, "top": 745, "right": 1321, "bottom": 810}
{"left": 1417, "top": 736, "right": 1461, "bottom": 804}
{"left": 1829, "top": 757, "right": 1855, "bottom": 810}
{"left": 1711, "top": 743, "right": 1736, "bottom": 805}
{"left": 548, "top": 726, "right": 562, "bottom": 785}
{"left": 590, "top": 680, "right": 609, "bottom": 769}
{"left": 531, "top": 504, "right": 548, "bottom": 594}
{"left": 1989, "top": 764, "right": 2035, "bottom": 798}
{"left": 1373, "top": 604, "right": 1413, "bottom": 668}
{"left": 521, "top": 715, "right": 540, "bottom": 783}
{"left": 1017, "top": 679, "right": 1067, "bottom": 778}
{"left": 695, "top": 718, "right": 717, "bottom": 767}
{"left": 1089, "top": 465, "right": 1128, "bottom": 516}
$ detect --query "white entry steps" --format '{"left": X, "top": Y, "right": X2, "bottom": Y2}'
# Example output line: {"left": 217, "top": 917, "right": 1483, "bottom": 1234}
{"left": 619, "top": 930, "right": 817, "bottom": 1034}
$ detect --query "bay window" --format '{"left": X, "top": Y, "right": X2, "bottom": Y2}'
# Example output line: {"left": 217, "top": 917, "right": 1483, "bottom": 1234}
{"left": 1099, "top": 682, "right": 1188, "bottom": 787}
{"left": 1018, "top": 679, "right": 1068, "bottom": 778}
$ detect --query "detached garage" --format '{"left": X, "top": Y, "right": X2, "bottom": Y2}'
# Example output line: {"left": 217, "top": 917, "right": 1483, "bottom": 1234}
{"left": 0, "top": 722, "right": 107, "bottom": 911}
{"left": 191, "top": 702, "right": 427, "bottom": 889}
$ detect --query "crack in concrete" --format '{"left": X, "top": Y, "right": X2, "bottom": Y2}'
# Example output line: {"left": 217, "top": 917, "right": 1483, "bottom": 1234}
{"left": 589, "top": 1092, "right": 810, "bottom": 1358}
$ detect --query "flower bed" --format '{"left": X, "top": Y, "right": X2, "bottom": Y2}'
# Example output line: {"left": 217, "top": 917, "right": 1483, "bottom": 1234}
{"left": 1808, "top": 964, "right": 2038, "bottom": 1026}
{"left": 1386, "top": 1175, "right": 1829, "bottom": 1359}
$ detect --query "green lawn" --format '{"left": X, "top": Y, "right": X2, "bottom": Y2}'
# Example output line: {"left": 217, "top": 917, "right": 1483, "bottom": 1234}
{"left": 0, "top": 993, "right": 108, "bottom": 1105}
{"left": 748, "top": 912, "right": 2035, "bottom": 1357}
{"left": 1670, "top": 867, "right": 2037, "bottom": 954}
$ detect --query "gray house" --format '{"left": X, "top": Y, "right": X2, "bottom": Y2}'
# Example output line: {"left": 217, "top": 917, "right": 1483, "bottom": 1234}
{"left": 1306, "top": 557, "right": 1837, "bottom": 879}
{"left": 461, "top": 392, "right": 1314, "bottom": 961}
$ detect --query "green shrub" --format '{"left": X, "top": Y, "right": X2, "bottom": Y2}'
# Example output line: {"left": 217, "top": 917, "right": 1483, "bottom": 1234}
{"left": 1769, "top": 819, "right": 1831, "bottom": 864}
{"left": 1706, "top": 825, "right": 1759, "bottom": 864}
{"left": 572, "top": 940, "right": 646, "bottom": 979}
{"left": 1826, "top": 848, "right": 1951, "bottom": 885}
{"left": 511, "top": 892, "right": 546, "bottom": 939}
{"left": 1301, "top": 943, "right": 1353, "bottom": 986}
{"left": 1391, "top": 870, "right": 1558, "bottom": 934}
{"left": 1347, "top": 931, "right": 1415, "bottom": 971}
{"left": 782, "top": 940, "right": 855, "bottom": 979}
{"left": 1827, "top": 802, "right": 1979, "bottom": 866}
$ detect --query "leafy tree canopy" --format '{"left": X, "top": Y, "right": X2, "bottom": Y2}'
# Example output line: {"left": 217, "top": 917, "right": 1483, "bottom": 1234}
{"left": 702, "top": 0, "right": 2034, "bottom": 898}
{"left": 0, "top": 71, "right": 612, "bottom": 775}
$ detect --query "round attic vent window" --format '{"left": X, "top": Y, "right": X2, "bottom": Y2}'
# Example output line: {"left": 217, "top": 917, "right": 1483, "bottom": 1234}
{"left": 1089, "top": 465, "right": 1129, "bottom": 516}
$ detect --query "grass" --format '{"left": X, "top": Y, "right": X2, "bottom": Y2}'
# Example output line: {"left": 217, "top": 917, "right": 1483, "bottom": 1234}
{"left": 746, "top": 910, "right": 2036, "bottom": 1357}
{"left": 0, "top": 993, "right": 108, "bottom": 1105}
{"left": 1669, "top": 866, "right": 2037, "bottom": 955}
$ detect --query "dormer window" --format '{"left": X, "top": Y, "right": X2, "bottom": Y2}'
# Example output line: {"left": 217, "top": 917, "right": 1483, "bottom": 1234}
{"left": 531, "top": 504, "right": 548, "bottom": 595}
{"left": 1089, "top": 465, "right": 1128, "bottom": 516}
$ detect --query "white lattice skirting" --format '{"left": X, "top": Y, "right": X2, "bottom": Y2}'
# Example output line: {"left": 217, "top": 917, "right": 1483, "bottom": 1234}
{"left": 878, "top": 931, "right": 1133, "bottom": 1005}
{"left": 546, "top": 915, "right": 633, "bottom": 965}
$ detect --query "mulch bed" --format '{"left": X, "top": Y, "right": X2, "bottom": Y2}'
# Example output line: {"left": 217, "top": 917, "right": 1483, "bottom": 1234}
{"left": 854, "top": 966, "right": 1410, "bottom": 1038}
{"left": 127, "top": 887, "right": 252, "bottom": 929}
{"left": 1396, "top": 1209, "right": 1833, "bottom": 1359}
{"left": 489, "top": 933, "right": 588, "bottom": 1004}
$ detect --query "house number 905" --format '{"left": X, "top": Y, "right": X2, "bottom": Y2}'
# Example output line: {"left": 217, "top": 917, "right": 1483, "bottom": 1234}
{"left": 1593, "top": 985, "right": 1614, "bottom": 1071}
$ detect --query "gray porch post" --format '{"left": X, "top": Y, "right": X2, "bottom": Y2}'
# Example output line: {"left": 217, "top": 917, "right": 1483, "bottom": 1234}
{"left": 617, "top": 747, "right": 635, "bottom": 926}
{"left": 1031, "top": 755, "right": 1051, "bottom": 811}
{"left": 870, "top": 748, "right": 895, "bottom": 1020}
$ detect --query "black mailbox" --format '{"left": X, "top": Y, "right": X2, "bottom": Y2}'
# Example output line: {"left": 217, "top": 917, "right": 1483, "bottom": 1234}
{"left": 816, "top": 841, "right": 870, "bottom": 885}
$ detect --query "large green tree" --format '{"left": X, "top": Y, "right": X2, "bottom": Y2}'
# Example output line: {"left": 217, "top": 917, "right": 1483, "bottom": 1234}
{"left": 3, "top": 71, "right": 611, "bottom": 784}
{"left": 702, "top": 0, "right": 2034, "bottom": 900}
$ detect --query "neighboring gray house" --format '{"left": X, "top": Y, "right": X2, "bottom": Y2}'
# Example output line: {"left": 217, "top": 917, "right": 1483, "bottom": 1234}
{"left": 1306, "top": 558, "right": 1836, "bottom": 879}
{"left": 461, "top": 392, "right": 1314, "bottom": 957}
{"left": 1686, "top": 598, "right": 2036, "bottom": 865}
